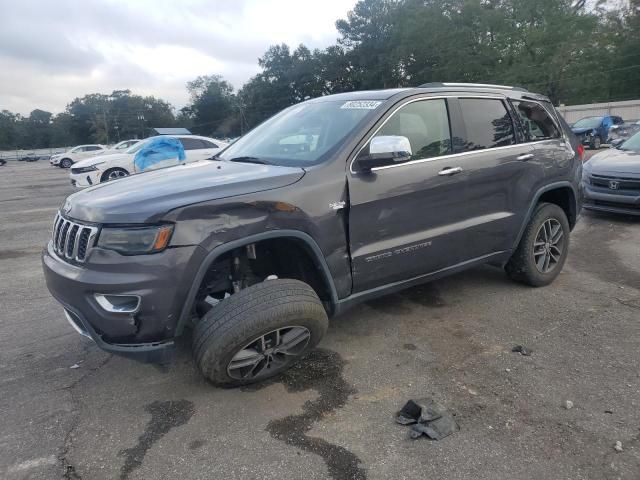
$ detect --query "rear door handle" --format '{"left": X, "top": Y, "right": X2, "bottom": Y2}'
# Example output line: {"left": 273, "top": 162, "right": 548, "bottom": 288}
{"left": 438, "top": 166, "right": 463, "bottom": 176}
{"left": 517, "top": 153, "right": 534, "bottom": 161}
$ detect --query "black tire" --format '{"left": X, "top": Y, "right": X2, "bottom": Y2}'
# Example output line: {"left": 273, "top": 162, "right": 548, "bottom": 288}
{"left": 505, "top": 202, "right": 570, "bottom": 287}
{"left": 60, "top": 158, "right": 73, "bottom": 168}
{"left": 100, "top": 167, "right": 129, "bottom": 182}
{"left": 193, "top": 278, "right": 328, "bottom": 387}
{"left": 590, "top": 136, "right": 601, "bottom": 150}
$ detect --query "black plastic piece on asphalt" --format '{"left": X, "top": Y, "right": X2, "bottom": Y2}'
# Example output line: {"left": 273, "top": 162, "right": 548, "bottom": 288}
{"left": 512, "top": 345, "right": 533, "bottom": 356}
{"left": 395, "top": 398, "right": 459, "bottom": 440}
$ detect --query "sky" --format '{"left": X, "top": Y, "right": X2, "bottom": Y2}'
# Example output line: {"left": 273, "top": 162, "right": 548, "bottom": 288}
{"left": 0, "top": 0, "right": 357, "bottom": 115}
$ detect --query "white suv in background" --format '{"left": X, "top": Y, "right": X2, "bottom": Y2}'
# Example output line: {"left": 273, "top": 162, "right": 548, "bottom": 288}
{"left": 69, "top": 135, "right": 228, "bottom": 188}
{"left": 50, "top": 145, "right": 107, "bottom": 168}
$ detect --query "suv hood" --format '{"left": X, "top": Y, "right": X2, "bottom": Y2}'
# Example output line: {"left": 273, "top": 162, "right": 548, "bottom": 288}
{"left": 65, "top": 160, "right": 306, "bottom": 223}
{"left": 587, "top": 148, "right": 640, "bottom": 175}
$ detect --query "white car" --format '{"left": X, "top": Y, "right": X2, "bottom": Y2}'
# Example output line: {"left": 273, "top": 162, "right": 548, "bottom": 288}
{"left": 104, "top": 139, "right": 140, "bottom": 153}
{"left": 50, "top": 145, "right": 107, "bottom": 168}
{"left": 69, "top": 135, "right": 228, "bottom": 188}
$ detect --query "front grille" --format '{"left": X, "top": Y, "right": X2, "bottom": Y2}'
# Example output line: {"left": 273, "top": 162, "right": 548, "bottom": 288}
{"left": 590, "top": 174, "right": 640, "bottom": 192}
{"left": 52, "top": 213, "right": 99, "bottom": 263}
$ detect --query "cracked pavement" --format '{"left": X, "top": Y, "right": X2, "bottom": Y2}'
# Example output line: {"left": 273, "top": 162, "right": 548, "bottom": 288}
{"left": 1, "top": 158, "right": 639, "bottom": 479}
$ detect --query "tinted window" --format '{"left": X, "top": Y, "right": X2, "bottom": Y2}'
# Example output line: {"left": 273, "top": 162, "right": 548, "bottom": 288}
{"left": 180, "top": 138, "right": 206, "bottom": 150}
{"left": 513, "top": 100, "right": 560, "bottom": 141}
{"left": 457, "top": 99, "right": 515, "bottom": 151}
{"left": 86, "top": 146, "right": 102, "bottom": 151}
{"left": 374, "top": 99, "right": 451, "bottom": 160}
{"left": 613, "top": 116, "right": 624, "bottom": 125}
{"left": 201, "top": 140, "right": 218, "bottom": 149}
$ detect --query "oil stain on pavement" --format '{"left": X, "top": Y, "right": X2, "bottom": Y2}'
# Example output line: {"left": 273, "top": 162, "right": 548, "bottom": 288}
{"left": 118, "top": 400, "right": 195, "bottom": 479}
{"left": 245, "top": 349, "right": 366, "bottom": 480}
{"left": 572, "top": 214, "right": 640, "bottom": 289}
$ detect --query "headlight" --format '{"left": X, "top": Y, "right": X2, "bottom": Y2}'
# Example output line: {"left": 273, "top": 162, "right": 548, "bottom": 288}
{"left": 73, "top": 164, "right": 101, "bottom": 173}
{"left": 97, "top": 225, "right": 174, "bottom": 255}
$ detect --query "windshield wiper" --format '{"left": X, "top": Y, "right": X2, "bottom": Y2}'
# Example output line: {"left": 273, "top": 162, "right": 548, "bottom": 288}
{"left": 229, "top": 156, "right": 270, "bottom": 165}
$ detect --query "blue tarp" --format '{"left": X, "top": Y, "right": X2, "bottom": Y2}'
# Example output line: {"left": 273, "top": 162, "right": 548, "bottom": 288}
{"left": 133, "top": 137, "right": 186, "bottom": 172}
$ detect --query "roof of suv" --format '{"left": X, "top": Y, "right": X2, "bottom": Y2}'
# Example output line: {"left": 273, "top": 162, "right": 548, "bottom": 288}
{"left": 308, "top": 83, "right": 550, "bottom": 103}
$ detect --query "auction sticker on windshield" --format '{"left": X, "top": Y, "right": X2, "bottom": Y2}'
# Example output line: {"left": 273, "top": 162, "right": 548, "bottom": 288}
{"left": 341, "top": 100, "right": 382, "bottom": 109}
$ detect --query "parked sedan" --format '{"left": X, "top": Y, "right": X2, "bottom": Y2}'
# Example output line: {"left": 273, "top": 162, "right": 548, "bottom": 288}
{"left": 572, "top": 115, "right": 624, "bottom": 149}
{"left": 104, "top": 139, "right": 140, "bottom": 153}
{"left": 69, "top": 135, "right": 228, "bottom": 188}
{"left": 582, "top": 132, "right": 640, "bottom": 216}
{"left": 50, "top": 145, "right": 107, "bottom": 168}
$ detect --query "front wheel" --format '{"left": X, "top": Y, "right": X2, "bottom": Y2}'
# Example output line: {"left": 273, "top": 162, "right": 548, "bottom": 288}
{"left": 505, "top": 202, "right": 570, "bottom": 287}
{"left": 193, "top": 279, "right": 328, "bottom": 387}
{"left": 590, "top": 136, "right": 601, "bottom": 150}
{"left": 100, "top": 167, "right": 129, "bottom": 182}
{"left": 60, "top": 158, "right": 73, "bottom": 168}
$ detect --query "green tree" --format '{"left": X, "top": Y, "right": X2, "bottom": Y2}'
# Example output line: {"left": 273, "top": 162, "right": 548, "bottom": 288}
{"left": 186, "top": 75, "right": 237, "bottom": 136}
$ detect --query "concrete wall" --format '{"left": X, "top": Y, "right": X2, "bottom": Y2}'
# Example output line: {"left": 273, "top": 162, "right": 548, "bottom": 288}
{"left": 557, "top": 100, "right": 640, "bottom": 124}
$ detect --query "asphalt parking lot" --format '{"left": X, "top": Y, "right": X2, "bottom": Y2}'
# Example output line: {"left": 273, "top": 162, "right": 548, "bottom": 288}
{"left": 1, "top": 157, "right": 639, "bottom": 480}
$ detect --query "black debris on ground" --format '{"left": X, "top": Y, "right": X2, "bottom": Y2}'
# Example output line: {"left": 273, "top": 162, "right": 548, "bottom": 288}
{"left": 512, "top": 345, "right": 533, "bottom": 356}
{"left": 395, "top": 398, "right": 459, "bottom": 440}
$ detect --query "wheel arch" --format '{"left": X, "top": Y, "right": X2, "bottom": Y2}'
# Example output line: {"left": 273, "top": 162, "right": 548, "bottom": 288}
{"left": 175, "top": 230, "right": 340, "bottom": 336}
{"left": 512, "top": 182, "right": 578, "bottom": 251}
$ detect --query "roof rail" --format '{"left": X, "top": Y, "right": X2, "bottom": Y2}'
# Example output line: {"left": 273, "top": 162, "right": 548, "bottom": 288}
{"left": 419, "top": 82, "right": 528, "bottom": 92}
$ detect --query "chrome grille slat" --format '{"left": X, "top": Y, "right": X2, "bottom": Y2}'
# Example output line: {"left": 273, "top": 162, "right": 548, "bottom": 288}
{"left": 66, "top": 225, "right": 79, "bottom": 258}
{"left": 51, "top": 213, "right": 99, "bottom": 263}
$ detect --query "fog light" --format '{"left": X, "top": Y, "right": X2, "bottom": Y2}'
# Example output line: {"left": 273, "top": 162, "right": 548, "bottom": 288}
{"left": 94, "top": 294, "right": 140, "bottom": 313}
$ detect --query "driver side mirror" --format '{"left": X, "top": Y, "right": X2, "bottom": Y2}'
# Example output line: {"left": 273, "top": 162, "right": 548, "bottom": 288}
{"left": 355, "top": 135, "right": 412, "bottom": 171}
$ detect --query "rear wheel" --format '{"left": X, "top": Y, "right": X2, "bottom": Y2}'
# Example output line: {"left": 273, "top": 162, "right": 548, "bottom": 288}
{"left": 100, "top": 168, "right": 129, "bottom": 182}
{"left": 505, "top": 202, "right": 570, "bottom": 287}
{"left": 60, "top": 158, "right": 73, "bottom": 168}
{"left": 590, "top": 136, "right": 601, "bottom": 150}
{"left": 193, "top": 279, "right": 328, "bottom": 387}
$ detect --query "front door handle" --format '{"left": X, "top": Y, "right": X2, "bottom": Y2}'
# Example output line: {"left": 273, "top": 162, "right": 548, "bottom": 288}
{"left": 438, "top": 166, "right": 463, "bottom": 176}
{"left": 517, "top": 153, "right": 534, "bottom": 161}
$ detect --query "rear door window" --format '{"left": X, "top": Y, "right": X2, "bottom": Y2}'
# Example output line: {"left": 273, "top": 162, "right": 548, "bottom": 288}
{"left": 512, "top": 100, "right": 561, "bottom": 141}
{"left": 180, "top": 138, "right": 207, "bottom": 150}
{"left": 456, "top": 98, "right": 516, "bottom": 151}
{"left": 201, "top": 140, "right": 219, "bottom": 149}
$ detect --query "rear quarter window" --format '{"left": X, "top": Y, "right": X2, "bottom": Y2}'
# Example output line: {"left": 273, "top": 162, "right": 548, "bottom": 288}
{"left": 512, "top": 100, "right": 561, "bottom": 141}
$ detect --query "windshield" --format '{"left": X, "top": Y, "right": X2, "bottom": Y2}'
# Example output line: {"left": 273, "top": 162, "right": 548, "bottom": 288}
{"left": 218, "top": 100, "right": 378, "bottom": 166}
{"left": 619, "top": 131, "right": 640, "bottom": 151}
{"left": 126, "top": 138, "right": 151, "bottom": 154}
{"left": 573, "top": 117, "right": 603, "bottom": 129}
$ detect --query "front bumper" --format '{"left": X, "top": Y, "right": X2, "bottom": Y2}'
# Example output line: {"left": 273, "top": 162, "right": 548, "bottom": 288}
{"left": 50, "top": 158, "right": 61, "bottom": 166}
{"left": 577, "top": 134, "right": 596, "bottom": 146}
{"left": 69, "top": 169, "right": 101, "bottom": 188}
{"left": 582, "top": 181, "right": 640, "bottom": 216}
{"left": 42, "top": 241, "right": 207, "bottom": 362}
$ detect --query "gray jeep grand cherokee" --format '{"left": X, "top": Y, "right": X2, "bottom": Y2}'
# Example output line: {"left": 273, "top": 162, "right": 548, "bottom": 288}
{"left": 43, "top": 83, "right": 583, "bottom": 386}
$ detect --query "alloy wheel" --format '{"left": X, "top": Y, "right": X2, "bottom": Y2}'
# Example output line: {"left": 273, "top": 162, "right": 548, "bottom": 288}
{"left": 533, "top": 218, "right": 565, "bottom": 273}
{"left": 226, "top": 326, "right": 311, "bottom": 380}
{"left": 107, "top": 169, "right": 128, "bottom": 180}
